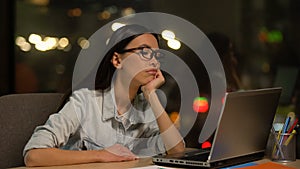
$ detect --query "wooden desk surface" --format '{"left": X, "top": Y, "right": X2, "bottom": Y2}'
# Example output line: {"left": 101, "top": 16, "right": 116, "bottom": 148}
{"left": 10, "top": 158, "right": 300, "bottom": 169}
{"left": 11, "top": 158, "right": 153, "bottom": 169}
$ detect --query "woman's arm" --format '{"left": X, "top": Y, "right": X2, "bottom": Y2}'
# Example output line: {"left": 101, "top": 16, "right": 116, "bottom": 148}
{"left": 147, "top": 91, "right": 185, "bottom": 154}
{"left": 142, "top": 70, "right": 185, "bottom": 154}
{"left": 24, "top": 89, "right": 137, "bottom": 167}
{"left": 25, "top": 144, "right": 137, "bottom": 167}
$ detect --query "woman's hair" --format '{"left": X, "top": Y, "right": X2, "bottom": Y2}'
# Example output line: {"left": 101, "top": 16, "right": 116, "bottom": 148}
{"left": 56, "top": 24, "right": 159, "bottom": 111}
{"left": 95, "top": 24, "right": 159, "bottom": 90}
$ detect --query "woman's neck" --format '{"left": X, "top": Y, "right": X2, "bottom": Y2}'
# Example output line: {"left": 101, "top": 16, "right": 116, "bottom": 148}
{"left": 113, "top": 76, "right": 139, "bottom": 115}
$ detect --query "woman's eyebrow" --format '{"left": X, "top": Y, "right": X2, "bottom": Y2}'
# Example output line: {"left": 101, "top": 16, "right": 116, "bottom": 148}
{"left": 138, "top": 44, "right": 151, "bottom": 48}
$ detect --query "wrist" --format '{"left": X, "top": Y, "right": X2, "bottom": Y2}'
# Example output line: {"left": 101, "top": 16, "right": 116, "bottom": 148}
{"left": 141, "top": 86, "right": 155, "bottom": 100}
{"left": 148, "top": 91, "right": 164, "bottom": 118}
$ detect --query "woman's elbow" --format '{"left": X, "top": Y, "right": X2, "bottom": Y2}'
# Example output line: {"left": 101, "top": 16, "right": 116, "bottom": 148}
{"left": 167, "top": 142, "right": 185, "bottom": 154}
{"left": 24, "top": 149, "right": 40, "bottom": 167}
{"left": 175, "top": 142, "right": 185, "bottom": 152}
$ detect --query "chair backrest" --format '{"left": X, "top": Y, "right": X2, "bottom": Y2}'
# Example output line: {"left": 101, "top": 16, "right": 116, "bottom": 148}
{"left": 0, "top": 93, "right": 63, "bottom": 168}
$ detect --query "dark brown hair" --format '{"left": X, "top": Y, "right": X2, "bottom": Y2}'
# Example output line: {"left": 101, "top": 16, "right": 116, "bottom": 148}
{"left": 57, "top": 24, "right": 159, "bottom": 111}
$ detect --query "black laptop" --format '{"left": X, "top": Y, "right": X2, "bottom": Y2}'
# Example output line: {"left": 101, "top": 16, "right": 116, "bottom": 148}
{"left": 153, "top": 87, "right": 282, "bottom": 168}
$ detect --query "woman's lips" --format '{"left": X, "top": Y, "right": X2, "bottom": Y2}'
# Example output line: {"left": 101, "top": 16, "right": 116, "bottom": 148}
{"left": 146, "top": 69, "right": 157, "bottom": 75}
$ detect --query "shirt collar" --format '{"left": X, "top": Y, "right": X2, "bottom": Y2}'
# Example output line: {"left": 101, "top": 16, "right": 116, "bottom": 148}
{"left": 101, "top": 87, "right": 155, "bottom": 124}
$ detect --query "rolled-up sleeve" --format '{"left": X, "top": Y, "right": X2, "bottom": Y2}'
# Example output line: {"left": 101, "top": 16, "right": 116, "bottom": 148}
{"left": 131, "top": 121, "right": 166, "bottom": 157}
{"left": 23, "top": 91, "right": 85, "bottom": 156}
{"left": 145, "top": 121, "right": 166, "bottom": 154}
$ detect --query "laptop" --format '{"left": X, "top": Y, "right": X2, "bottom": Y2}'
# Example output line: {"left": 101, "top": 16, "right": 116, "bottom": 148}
{"left": 153, "top": 87, "right": 282, "bottom": 168}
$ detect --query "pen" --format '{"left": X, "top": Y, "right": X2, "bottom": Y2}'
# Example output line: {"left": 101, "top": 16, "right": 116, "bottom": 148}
{"left": 283, "top": 130, "right": 296, "bottom": 146}
{"left": 287, "top": 118, "right": 298, "bottom": 134}
{"left": 278, "top": 116, "right": 290, "bottom": 144}
{"left": 271, "top": 128, "right": 284, "bottom": 159}
{"left": 272, "top": 128, "right": 281, "bottom": 154}
{"left": 275, "top": 116, "right": 290, "bottom": 157}
{"left": 281, "top": 116, "right": 291, "bottom": 134}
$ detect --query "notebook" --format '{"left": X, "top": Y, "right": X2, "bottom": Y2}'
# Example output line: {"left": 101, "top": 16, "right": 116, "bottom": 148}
{"left": 152, "top": 87, "right": 282, "bottom": 168}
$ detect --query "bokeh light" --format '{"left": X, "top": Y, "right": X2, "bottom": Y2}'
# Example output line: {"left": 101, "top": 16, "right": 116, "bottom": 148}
{"left": 162, "top": 30, "right": 175, "bottom": 40}
{"left": 193, "top": 96, "right": 209, "bottom": 113}
{"left": 29, "top": 0, "right": 49, "bottom": 6}
{"left": 16, "top": 36, "right": 31, "bottom": 52}
{"left": 28, "top": 34, "right": 42, "bottom": 44}
{"left": 58, "top": 37, "right": 69, "bottom": 48}
{"left": 121, "top": 7, "right": 135, "bottom": 16}
{"left": 20, "top": 42, "right": 31, "bottom": 52}
{"left": 258, "top": 27, "right": 283, "bottom": 43}
{"left": 68, "top": 8, "right": 82, "bottom": 17}
{"left": 167, "top": 39, "right": 181, "bottom": 50}
{"left": 99, "top": 10, "right": 111, "bottom": 20}
{"left": 169, "top": 111, "right": 180, "bottom": 129}
{"left": 161, "top": 29, "right": 181, "bottom": 50}
{"left": 201, "top": 141, "right": 211, "bottom": 149}
{"left": 77, "top": 37, "right": 90, "bottom": 49}
{"left": 169, "top": 111, "right": 179, "bottom": 123}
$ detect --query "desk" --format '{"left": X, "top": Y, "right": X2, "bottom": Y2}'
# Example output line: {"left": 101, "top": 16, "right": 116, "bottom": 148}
{"left": 10, "top": 158, "right": 300, "bottom": 169}
{"left": 10, "top": 158, "right": 153, "bottom": 169}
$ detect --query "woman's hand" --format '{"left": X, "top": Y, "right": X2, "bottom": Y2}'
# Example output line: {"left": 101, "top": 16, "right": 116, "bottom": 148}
{"left": 141, "top": 69, "right": 165, "bottom": 100}
{"left": 100, "top": 144, "right": 138, "bottom": 162}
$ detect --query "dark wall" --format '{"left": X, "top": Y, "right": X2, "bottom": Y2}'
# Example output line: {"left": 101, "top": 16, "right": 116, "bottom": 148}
{"left": 0, "top": 0, "right": 14, "bottom": 95}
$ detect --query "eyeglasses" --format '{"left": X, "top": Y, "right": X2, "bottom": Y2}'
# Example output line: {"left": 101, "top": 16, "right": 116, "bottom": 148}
{"left": 119, "top": 47, "right": 164, "bottom": 61}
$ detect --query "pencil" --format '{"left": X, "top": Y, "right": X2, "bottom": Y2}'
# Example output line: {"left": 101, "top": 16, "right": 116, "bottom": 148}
{"left": 283, "top": 130, "right": 296, "bottom": 146}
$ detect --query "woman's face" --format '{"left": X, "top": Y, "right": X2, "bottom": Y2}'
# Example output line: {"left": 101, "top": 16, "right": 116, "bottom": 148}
{"left": 116, "top": 33, "right": 161, "bottom": 87}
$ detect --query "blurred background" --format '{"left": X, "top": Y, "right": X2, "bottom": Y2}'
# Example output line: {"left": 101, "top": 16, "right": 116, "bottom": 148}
{"left": 0, "top": 0, "right": 300, "bottom": 110}
{"left": 0, "top": 0, "right": 299, "bottom": 150}
{"left": 0, "top": 0, "right": 298, "bottom": 94}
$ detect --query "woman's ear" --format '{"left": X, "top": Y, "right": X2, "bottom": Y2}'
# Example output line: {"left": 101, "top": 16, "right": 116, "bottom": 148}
{"left": 111, "top": 52, "right": 122, "bottom": 69}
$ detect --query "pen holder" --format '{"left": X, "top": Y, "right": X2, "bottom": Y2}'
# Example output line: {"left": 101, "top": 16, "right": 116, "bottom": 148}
{"left": 271, "top": 131, "right": 296, "bottom": 162}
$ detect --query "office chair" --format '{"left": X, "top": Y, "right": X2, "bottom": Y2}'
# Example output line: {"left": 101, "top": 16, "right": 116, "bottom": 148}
{"left": 0, "top": 93, "right": 63, "bottom": 168}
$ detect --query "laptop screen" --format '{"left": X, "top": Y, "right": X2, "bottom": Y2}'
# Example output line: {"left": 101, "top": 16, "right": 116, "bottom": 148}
{"left": 209, "top": 88, "right": 282, "bottom": 162}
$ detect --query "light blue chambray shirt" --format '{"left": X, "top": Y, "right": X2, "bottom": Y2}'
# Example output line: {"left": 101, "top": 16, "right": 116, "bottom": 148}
{"left": 23, "top": 88, "right": 166, "bottom": 157}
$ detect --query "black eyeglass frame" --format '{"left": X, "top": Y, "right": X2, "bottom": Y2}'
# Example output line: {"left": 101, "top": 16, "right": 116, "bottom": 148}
{"left": 118, "top": 46, "right": 164, "bottom": 61}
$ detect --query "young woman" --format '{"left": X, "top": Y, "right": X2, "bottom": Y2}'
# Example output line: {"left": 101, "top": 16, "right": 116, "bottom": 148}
{"left": 23, "top": 24, "right": 185, "bottom": 167}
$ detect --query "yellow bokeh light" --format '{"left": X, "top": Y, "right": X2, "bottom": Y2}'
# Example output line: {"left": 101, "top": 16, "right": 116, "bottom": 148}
{"left": 19, "top": 34, "right": 73, "bottom": 52}
{"left": 79, "top": 39, "right": 90, "bottom": 49}
{"left": 58, "top": 37, "right": 69, "bottom": 48}
{"left": 122, "top": 7, "right": 135, "bottom": 16}
{"left": 68, "top": 8, "right": 82, "bottom": 17}
{"left": 101, "top": 10, "right": 111, "bottom": 20}
{"left": 20, "top": 42, "right": 31, "bottom": 52}
{"left": 162, "top": 30, "right": 175, "bottom": 40}
{"left": 73, "top": 8, "right": 82, "bottom": 17}
{"left": 35, "top": 41, "right": 48, "bottom": 51}
{"left": 44, "top": 37, "right": 58, "bottom": 49}
{"left": 77, "top": 37, "right": 85, "bottom": 44}
{"left": 15, "top": 36, "right": 26, "bottom": 46}
{"left": 29, "top": 0, "right": 49, "bottom": 6}
{"left": 28, "top": 34, "right": 42, "bottom": 44}
{"left": 167, "top": 39, "right": 181, "bottom": 50}
{"left": 77, "top": 37, "right": 90, "bottom": 49}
